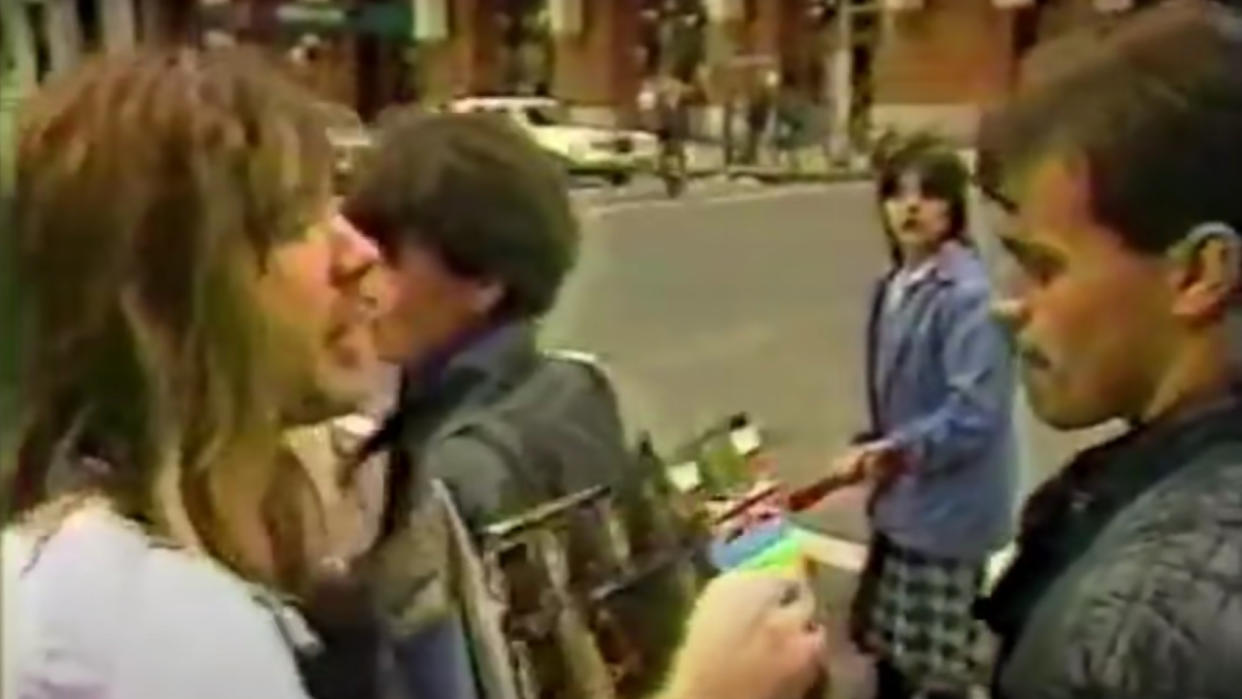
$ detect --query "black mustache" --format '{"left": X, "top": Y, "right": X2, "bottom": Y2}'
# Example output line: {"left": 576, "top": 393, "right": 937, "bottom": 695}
{"left": 1018, "top": 345, "right": 1052, "bottom": 370}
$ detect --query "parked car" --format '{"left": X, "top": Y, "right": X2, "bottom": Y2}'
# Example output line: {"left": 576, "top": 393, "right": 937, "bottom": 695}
{"left": 450, "top": 96, "right": 659, "bottom": 184}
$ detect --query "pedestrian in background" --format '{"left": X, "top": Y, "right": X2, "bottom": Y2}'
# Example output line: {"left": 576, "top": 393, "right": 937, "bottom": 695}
{"left": 831, "top": 133, "right": 1017, "bottom": 699}
{"left": 745, "top": 74, "right": 776, "bottom": 165}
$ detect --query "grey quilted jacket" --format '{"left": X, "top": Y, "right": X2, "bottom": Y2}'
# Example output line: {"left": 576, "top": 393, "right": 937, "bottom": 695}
{"left": 984, "top": 390, "right": 1242, "bottom": 699}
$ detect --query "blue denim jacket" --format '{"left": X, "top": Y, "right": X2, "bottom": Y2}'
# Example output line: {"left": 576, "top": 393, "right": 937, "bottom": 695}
{"left": 866, "top": 241, "right": 1017, "bottom": 560}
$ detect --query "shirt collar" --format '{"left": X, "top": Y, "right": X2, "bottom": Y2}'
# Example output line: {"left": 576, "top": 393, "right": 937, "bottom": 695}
{"left": 400, "top": 320, "right": 538, "bottom": 407}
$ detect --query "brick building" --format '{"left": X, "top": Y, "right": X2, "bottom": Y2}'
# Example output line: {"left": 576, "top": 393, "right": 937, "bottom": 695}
{"left": 2, "top": 0, "right": 199, "bottom": 196}
{"left": 868, "top": 0, "right": 1156, "bottom": 142}
{"left": 1, "top": 0, "right": 1169, "bottom": 160}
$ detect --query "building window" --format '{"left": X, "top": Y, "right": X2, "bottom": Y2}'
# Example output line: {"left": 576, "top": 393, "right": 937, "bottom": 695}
{"left": 76, "top": 0, "right": 100, "bottom": 51}
{"left": 24, "top": 2, "right": 51, "bottom": 81}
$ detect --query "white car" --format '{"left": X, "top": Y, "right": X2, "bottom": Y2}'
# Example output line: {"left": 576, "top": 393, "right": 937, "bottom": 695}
{"left": 450, "top": 96, "right": 659, "bottom": 184}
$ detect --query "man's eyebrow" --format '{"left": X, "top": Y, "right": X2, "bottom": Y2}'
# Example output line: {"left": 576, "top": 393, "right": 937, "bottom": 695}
{"left": 998, "top": 233, "right": 1063, "bottom": 263}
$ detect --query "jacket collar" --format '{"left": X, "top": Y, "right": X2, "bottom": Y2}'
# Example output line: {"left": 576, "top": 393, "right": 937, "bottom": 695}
{"left": 870, "top": 241, "right": 981, "bottom": 409}
{"left": 399, "top": 320, "right": 539, "bottom": 413}
{"left": 893, "top": 239, "right": 978, "bottom": 289}
{"left": 1033, "top": 381, "right": 1242, "bottom": 526}
{"left": 982, "top": 382, "right": 1242, "bottom": 656}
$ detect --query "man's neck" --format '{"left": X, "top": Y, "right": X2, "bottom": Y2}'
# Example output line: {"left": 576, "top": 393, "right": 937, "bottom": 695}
{"left": 1138, "top": 335, "right": 1236, "bottom": 425}
{"left": 405, "top": 322, "right": 497, "bottom": 387}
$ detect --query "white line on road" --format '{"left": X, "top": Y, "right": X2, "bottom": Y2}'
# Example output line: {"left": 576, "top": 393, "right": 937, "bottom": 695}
{"left": 583, "top": 182, "right": 851, "bottom": 218}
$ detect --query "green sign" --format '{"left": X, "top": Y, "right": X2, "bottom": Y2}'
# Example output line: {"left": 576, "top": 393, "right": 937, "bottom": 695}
{"left": 355, "top": 3, "right": 414, "bottom": 39}
{"left": 276, "top": 2, "right": 348, "bottom": 29}
{"left": 274, "top": 2, "right": 415, "bottom": 40}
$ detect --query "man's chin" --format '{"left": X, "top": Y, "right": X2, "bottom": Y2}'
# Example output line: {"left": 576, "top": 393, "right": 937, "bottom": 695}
{"left": 1025, "top": 384, "right": 1113, "bottom": 432}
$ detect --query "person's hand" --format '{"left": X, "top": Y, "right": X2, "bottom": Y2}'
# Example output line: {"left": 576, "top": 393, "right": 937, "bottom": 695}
{"left": 661, "top": 571, "right": 828, "bottom": 699}
{"left": 829, "top": 440, "right": 903, "bottom": 486}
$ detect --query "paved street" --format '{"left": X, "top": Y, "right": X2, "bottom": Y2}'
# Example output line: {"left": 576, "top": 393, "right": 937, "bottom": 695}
{"left": 552, "top": 179, "right": 880, "bottom": 522}
{"left": 552, "top": 178, "right": 1100, "bottom": 527}
{"left": 545, "top": 177, "right": 1108, "bottom": 697}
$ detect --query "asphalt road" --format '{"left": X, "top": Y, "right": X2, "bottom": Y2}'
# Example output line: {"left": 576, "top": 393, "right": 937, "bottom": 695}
{"left": 544, "top": 178, "right": 1108, "bottom": 697}
{"left": 554, "top": 180, "right": 878, "bottom": 496}
{"left": 552, "top": 178, "right": 1101, "bottom": 531}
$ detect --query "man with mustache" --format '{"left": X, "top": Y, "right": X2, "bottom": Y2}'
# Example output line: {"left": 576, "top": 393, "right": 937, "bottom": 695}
{"left": 976, "top": 2, "right": 1242, "bottom": 697}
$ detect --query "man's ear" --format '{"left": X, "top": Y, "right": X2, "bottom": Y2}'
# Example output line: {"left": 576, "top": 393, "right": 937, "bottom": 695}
{"left": 469, "top": 279, "right": 505, "bottom": 316}
{"left": 1171, "top": 223, "right": 1242, "bottom": 321}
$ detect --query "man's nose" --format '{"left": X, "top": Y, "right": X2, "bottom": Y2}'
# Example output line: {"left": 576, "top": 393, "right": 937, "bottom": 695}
{"left": 330, "top": 214, "right": 390, "bottom": 316}
{"left": 331, "top": 213, "right": 381, "bottom": 277}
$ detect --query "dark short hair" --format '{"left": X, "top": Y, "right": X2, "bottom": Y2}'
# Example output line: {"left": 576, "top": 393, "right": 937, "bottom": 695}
{"left": 873, "top": 131, "right": 970, "bottom": 262}
{"left": 343, "top": 111, "right": 579, "bottom": 320}
{"left": 977, "top": 0, "right": 1242, "bottom": 255}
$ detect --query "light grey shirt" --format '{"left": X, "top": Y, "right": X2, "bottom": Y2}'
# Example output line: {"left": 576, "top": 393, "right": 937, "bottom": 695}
{"left": 3, "top": 506, "right": 312, "bottom": 699}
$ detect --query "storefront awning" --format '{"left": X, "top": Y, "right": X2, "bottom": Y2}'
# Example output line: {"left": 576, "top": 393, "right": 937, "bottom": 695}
{"left": 205, "top": 2, "right": 420, "bottom": 41}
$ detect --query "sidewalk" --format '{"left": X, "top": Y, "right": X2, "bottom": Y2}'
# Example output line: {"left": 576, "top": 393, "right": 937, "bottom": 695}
{"left": 684, "top": 141, "right": 872, "bottom": 184}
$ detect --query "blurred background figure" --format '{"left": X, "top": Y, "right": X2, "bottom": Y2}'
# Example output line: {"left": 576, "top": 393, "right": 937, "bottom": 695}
{"left": 744, "top": 71, "right": 778, "bottom": 166}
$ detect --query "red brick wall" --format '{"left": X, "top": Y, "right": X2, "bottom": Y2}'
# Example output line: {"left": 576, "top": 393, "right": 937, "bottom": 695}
{"left": 1036, "top": 0, "right": 1111, "bottom": 39}
{"left": 551, "top": 0, "right": 640, "bottom": 108}
{"left": 873, "top": 0, "right": 1017, "bottom": 106}
{"left": 744, "top": 0, "right": 784, "bottom": 59}
{"left": 417, "top": 0, "right": 502, "bottom": 101}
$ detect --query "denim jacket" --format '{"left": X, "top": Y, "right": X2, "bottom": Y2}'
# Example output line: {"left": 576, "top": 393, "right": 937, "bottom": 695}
{"left": 865, "top": 241, "right": 1017, "bottom": 560}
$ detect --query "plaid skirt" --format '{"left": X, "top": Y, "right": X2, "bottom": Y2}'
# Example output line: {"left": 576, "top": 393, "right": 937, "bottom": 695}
{"left": 851, "top": 534, "right": 985, "bottom": 692}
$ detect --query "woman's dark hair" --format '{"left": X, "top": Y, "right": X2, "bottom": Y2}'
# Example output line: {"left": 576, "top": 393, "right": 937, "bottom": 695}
{"left": 977, "top": 0, "right": 1242, "bottom": 255}
{"left": 343, "top": 111, "right": 579, "bottom": 320}
{"left": 873, "top": 131, "right": 971, "bottom": 264}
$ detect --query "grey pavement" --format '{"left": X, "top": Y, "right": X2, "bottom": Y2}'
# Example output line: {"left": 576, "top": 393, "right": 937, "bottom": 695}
{"left": 545, "top": 180, "right": 1111, "bottom": 697}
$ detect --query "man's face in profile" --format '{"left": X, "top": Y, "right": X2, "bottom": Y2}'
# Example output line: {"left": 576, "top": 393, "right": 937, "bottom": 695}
{"left": 988, "top": 156, "right": 1180, "bottom": 429}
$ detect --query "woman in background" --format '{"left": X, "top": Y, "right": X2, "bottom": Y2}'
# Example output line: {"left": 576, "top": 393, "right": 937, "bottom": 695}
{"left": 831, "top": 134, "right": 1016, "bottom": 699}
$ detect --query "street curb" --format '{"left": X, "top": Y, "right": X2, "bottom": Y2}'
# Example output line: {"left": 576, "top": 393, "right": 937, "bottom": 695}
{"left": 720, "top": 167, "right": 874, "bottom": 185}
{"left": 678, "top": 165, "right": 874, "bottom": 184}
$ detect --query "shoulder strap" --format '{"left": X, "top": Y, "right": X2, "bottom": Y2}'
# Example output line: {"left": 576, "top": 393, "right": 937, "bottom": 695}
{"left": 427, "top": 353, "right": 615, "bottom": 497}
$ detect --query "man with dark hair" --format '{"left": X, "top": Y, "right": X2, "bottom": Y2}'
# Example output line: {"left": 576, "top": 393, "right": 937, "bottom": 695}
{"left": 976, "top": 2, "right": 1242, "bottom": 697}
{"left": 338, "top": 112, "right": 827, "bottom": 699}
{"left": 343, "top": 112, "right": 604, "bottom": 527}
{"left": 340, "top": 111, "right": 613, "bottom": 699}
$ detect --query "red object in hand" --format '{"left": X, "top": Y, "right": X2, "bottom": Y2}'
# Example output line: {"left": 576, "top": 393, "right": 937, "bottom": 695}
{"left": 784, "top": 474, "right": 855, "bottom": 512}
